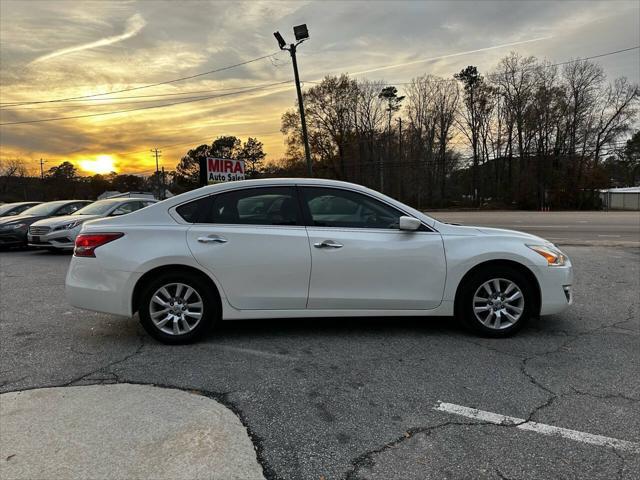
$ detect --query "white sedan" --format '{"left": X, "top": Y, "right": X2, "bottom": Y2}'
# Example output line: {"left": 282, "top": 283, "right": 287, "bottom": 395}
{"left": 29, "top": 198, "right": 157, "bottom": 251}
{"left": 65, "top": 179, "right": 572, "bottom": 344}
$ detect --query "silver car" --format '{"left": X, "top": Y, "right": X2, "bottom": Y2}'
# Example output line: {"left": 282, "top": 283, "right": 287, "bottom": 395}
{"left": 28, "top": 198, "right": 157, "bottom": 250}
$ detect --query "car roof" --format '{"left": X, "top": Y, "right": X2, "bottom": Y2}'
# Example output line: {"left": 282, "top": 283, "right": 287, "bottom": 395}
{"left": 181, "top": 178, "right": 373, "bottom": 196}
{"left": 44, "top": 199, "right": 92, "bottom": 205}
{"left": 95, "top": 198, "right": 156, "bottom": 203}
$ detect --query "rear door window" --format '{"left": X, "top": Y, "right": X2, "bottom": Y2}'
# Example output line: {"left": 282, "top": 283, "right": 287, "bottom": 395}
{"left": 203, "top": 187, "right": 301, "bottom": 226}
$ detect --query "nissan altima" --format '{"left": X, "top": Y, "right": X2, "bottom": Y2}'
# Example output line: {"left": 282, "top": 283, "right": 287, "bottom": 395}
{"left": 65, "top": 179, "right": 572, "bottom": 344}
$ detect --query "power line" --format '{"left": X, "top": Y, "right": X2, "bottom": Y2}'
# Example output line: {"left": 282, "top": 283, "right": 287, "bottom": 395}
{"left": 0, "top": 80, "right": 294, "bottom": 109}
{"left": 0, "top": 81, "right": 293, "bottom": 126}
{"left": 0, "top": 51, "right": 282, "bottom": 106}
{"left": 0, "top": 82, "right": 293, "bottom": 111}
{"left": 304, "top": 45, "right": 640, "bottom": 87}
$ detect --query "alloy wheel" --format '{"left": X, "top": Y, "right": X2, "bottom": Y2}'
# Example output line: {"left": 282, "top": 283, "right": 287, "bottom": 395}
{"left": 472, "top": 278, "right": 524, "bottom": 330}
{"left": 148, "top": 282, "right": 204, "bottom": 336}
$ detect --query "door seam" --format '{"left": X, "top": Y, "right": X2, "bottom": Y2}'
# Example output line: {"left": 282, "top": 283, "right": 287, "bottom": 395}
{"left": 304, "top": 226, "right": 313, "bottom": 309}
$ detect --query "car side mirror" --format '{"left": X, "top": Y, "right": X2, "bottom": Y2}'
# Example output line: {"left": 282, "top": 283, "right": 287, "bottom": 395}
{"left": 399, "top": 216, "right": 421, "bottom": 231}
{"left": 111, "top": 210, "right": 125, "bottom": 216}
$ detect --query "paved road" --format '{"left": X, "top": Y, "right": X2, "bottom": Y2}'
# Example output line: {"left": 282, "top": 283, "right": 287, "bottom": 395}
{"left": 429, "top": 211, "right": 640, "bottom": 246}
{"left": 1, "top": 247, "right": 639, "bottom": 479}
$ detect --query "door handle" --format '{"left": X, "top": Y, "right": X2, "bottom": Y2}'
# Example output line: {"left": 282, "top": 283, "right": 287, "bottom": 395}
{"left": 313, "top": 240, "right": 343, "bottom": 249}
{"left": 197, "top": 235, "right": 227, "bottom": 244}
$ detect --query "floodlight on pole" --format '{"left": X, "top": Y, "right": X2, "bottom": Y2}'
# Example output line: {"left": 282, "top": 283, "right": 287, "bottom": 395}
{"left": 274, "top": 24, "right": 313, "bottom": 177}
{"left": 293, "top": 24, "right": 309, "bottom": 41}
{"left": 273, "top": 31, "right": 286, "bottom": 50}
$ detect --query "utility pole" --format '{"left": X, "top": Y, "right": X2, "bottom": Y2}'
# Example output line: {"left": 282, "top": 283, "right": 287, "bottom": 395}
{"left": 39, "top": 158, "right": 47, "bottom": 179}
{"left": 397, "top": 117, "right": 403, "bottom": 199}
{"left": 274, "top": 25, "right": 312, "bottom": 177}
{"left": 161, "top": 166, "right": 166, "bottom": 201}
{"left": 397, "top": 117, "right": 403, "bottom": 160}
{"left": 150, "top": 149, "right": 162, "bottom": 199}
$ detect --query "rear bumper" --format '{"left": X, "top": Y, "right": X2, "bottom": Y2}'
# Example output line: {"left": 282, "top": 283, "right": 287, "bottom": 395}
{"left": 65, "top": 256, "right": 140, "bottom": 317}
{"left": 538, "top": 264, "right": 573, "bottom": 315}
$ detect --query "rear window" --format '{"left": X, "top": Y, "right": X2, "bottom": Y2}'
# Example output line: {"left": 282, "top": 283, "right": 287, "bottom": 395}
{"left": 175, "top": 196, "right": 210, "bottom": 223}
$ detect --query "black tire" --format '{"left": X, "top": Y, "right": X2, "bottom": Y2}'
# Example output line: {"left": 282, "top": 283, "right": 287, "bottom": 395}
{"left": 138, "top": 272, "right": 219, "bottom": 344}
{"left": 456, "top": 265, "right": 535, "bottom": 337}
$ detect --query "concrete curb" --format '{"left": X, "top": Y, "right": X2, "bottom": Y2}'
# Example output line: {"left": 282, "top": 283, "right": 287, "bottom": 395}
{"left": 0, "top": 384, "right": 265, "bottom": 480}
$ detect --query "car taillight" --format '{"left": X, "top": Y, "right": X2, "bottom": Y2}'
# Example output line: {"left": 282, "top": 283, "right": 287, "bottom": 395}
{"left": 74, "top": 233, "right": 124, "bottom": 257}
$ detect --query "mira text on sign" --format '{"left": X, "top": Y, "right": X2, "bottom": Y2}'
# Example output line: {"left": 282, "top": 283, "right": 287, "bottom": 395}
{"left": 207, "top": 157, "right": 245, "bottom": 183}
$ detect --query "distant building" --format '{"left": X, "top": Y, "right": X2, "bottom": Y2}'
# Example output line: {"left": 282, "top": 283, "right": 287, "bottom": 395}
{"left": 599, "top": 187, "right": 640, "bottom": 211}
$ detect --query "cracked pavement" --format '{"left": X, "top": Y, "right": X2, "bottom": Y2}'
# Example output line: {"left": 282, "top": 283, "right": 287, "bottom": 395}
{"left": 1, "top": 246, "right": 638, "bottom": 479}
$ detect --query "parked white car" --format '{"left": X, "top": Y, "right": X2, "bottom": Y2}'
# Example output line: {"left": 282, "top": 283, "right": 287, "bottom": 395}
{"left": 66, "top": 179, "right": 572, "bottom": 344}
{"left": 29, "top": 198, "right": 157, "bottom": 250}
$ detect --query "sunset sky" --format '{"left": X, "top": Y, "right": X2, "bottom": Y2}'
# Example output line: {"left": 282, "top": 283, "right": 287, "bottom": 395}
{"left": 1, "top": 0, "right": 638, "bottom": 176}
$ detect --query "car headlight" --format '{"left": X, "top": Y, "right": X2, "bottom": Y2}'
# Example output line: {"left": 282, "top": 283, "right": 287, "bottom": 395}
{"left": 0, "top": 223, "right": 26, "bottom": 231}
{"left": 54, "top": 220, "right": 82, "bottom": 231}
{"left": 527, "top": 244, "right": 567, "bottom": 266}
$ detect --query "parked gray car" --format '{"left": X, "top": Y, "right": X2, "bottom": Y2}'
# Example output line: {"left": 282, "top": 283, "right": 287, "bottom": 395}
{"left": 28, "top": 198, "right": 157, "bottom": 250}
{"left": 0, "top": 202, "right": 42, "bottom": 217}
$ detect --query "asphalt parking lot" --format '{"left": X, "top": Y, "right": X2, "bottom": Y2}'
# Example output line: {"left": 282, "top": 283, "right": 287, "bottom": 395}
{"left": 1, "top": 233, "right": 639, "bottom": 478}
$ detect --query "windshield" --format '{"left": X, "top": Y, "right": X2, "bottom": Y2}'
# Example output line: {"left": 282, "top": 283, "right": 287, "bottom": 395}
{"left": 73, "top": 200, "right": 117, "bottom": 216}
{"left": 0, "top": 204, "right": 20, "bottom": 215}
{"left": 20, "top": 201, "right": 69, "bottom": 216}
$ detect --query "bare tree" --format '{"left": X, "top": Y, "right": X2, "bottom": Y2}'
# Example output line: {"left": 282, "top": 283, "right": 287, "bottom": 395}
{"left": 493, "top": 53, "right": 538, "bottom": 171}
{"left": 591, "top": 77, "right": 639, "bottom": 165}
{"left": 406, "top": 75, "right": 439, "bottom": 205}
{"left": 433, "top": 79, "right": 459, "bottom": 203}
{"left": 282, "top": 75, "right": 358, "bottom": 179}
{"left": 356, "top": 80, "right": 387, "bottom": 183}
{"left": 0, "top": 158, "right": 28, "bottom": 178}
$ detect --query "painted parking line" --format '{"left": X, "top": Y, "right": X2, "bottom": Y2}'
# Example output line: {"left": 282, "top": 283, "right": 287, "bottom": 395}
{"left": 598, "top": 234, "right": 621, "bottom": 238}
{"left": 434, "top": 402, "right": 640, "bottom": 453}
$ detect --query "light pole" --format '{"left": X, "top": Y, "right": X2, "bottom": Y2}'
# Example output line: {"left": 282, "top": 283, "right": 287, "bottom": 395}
{"left": 274, "top": 24, "right": 312, "bottom": 177}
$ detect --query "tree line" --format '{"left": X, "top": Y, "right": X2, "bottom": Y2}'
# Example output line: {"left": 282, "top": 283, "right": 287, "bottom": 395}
{"left": 0, "top": 160, "right": 157, "bottom": 201}
{"left": 275, "top": 52, "right": 639, "bottom": 209}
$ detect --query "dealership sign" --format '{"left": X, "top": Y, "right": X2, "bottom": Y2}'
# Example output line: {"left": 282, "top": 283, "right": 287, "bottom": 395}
{"left": 206, "top": 157, "right": 245, "bottom": 183}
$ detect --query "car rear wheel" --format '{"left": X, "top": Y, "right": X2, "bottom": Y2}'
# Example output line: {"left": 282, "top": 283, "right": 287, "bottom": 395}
{"left": 457, "top": 266, "right": 534, "bottom": 337}
{"left": 138, "top": 272, "right": 219, "bottom": 344}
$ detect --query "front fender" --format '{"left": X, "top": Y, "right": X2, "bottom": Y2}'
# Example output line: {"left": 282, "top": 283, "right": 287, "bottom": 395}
{"left": 441, "top": 234, "right": 547, "bottom": 302}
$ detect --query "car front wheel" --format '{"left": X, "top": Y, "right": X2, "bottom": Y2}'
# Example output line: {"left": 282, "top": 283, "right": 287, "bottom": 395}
{"left": 138, "top": 273, "right": 218, "bottom": 344}
{"left": 457, "top": 266, "right": 534, "bottom": 337}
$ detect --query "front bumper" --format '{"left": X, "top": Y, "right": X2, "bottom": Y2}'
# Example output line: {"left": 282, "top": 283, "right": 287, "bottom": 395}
{"left": 0, "top": 229, "right": 28, "bottom": 246}
{"left": 538, "top": 263, "right": 573, "bottom": 315}
{"left": 28, "top": 228, "right": 79, "bottom": 250}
